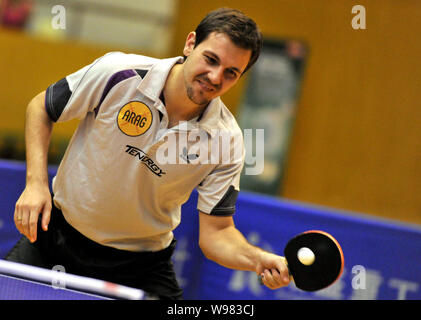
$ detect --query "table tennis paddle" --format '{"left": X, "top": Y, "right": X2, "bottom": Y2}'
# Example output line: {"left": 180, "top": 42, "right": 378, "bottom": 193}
{"left": 260, "top": 230, "right": 344, "bottom": 292}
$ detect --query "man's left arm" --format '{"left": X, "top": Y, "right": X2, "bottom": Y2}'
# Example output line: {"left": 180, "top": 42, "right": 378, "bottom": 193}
{"left": 198, "top": 212, "right": 290, "bottom": 289}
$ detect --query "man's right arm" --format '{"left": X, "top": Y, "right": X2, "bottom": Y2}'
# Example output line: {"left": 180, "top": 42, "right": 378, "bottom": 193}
{"left": 14, "top": 52, "right": 129, "bottom": 242}
{"left": 14, "top": 91, "right": 54, "bottom": 243}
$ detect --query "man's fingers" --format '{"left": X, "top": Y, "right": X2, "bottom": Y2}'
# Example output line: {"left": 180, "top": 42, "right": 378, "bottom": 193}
{"left": 14, "top": 205, "right": 24, "bottom": 234}
{"left": 29, "top": 209, "right": 40, "bottom": 243}
{"left": 41, "top": 203, "right": 52, "bottom": 231}
{"left": 261, "top": 269, "right": 278, "bottom": 289}
{"left": 21, "top": 207, "right": 31, "bottom": 241}
{"left": 268, "top": 268, "right": 280, "bottom": 288}
{"left": 13, "top": 187, "right": 51, "bottom": 242}
{"left": 277, "top": 258, "right": 291, "bottom": 284}
{"left": 260, "top": 264, "right": 291, "bottom": 289}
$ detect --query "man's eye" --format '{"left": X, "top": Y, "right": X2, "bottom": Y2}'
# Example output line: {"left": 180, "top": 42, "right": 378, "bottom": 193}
{"left": 225, "top": 69, "right": 238, "bottom": 79}
{"left": 205, "top": 56, "right": 217, "bottom": 64}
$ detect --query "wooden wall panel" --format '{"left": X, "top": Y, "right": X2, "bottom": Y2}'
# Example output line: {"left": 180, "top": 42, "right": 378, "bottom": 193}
{"left": 171, "top": 0, "right": 421, "bottom": 225}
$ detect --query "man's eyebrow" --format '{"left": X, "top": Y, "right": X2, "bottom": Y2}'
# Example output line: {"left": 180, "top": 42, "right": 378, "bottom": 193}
{"left": 203, "top": 50, "right": 220, "bottom": 62}
{"left": 203, "top": 50, "right": 242, "bottom": 74}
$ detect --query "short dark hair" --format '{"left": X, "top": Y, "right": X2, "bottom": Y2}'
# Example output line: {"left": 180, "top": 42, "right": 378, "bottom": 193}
{"left": 193, "top": 8, "right": 263, "bottom": 74}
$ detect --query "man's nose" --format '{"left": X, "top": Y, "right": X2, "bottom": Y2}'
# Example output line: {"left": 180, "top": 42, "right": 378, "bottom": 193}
{"left": 207, "top": 67, "right": 223, "bottom": 87}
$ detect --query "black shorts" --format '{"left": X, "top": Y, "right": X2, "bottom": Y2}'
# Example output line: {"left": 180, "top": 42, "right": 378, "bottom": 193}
{"left": 5, "top": 202, "right": 183, "bottom": 300}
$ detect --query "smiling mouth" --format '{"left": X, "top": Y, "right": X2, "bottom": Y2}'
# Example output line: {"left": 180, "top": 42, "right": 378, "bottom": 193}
{"left": 196, "top": 79, "right": 216, "bottom": 92}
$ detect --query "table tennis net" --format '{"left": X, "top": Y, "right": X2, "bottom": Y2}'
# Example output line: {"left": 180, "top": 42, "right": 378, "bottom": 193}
{"left": 0, "top": 259, "right": 144, "bottom": 300}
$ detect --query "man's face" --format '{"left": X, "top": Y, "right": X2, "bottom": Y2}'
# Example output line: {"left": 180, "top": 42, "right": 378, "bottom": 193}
{"left": 182, "top": 31, "right": 252, "bottom": 106}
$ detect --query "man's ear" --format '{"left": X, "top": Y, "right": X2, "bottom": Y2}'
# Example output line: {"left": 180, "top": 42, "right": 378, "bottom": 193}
{"left": 183, "top": 31, "right": 196, "bottom": 57}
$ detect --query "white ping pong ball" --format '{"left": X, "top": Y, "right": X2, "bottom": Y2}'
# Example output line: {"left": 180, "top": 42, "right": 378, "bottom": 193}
{"left": 297, "top": 247, "right": 315, "bottom": 265}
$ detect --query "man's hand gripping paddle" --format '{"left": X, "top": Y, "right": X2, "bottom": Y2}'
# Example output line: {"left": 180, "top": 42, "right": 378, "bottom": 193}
{"left": 261, "top": 230, "right": 344, "bottom": 292}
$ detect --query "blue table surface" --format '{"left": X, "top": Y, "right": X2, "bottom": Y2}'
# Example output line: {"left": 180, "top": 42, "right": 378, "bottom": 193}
{"left": 0, "top": 274, "right": 109, "bottom": 300}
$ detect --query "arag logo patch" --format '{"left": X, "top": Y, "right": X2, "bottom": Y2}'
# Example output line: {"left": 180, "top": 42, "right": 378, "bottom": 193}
{"left": 117, "top": 101, "right": 152, "bottom": 137}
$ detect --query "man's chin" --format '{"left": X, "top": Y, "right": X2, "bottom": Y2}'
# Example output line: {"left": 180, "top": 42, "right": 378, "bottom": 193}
{"left": 187, "top": 88, "right": 212, "bottom": 106}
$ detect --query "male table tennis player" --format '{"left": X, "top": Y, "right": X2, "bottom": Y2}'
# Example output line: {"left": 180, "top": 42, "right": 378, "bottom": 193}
{"left": 7, "top": 8, "right": 290, "bottom": 299}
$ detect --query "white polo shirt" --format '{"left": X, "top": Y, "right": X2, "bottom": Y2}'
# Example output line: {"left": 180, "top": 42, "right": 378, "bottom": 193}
{"left": 45, "top": 52, "right": 245, "bottom": 252}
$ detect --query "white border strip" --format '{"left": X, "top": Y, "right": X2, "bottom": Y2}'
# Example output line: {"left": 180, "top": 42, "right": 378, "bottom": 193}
{"left": 0, "top": 259, "right": 144, "bottom": 300}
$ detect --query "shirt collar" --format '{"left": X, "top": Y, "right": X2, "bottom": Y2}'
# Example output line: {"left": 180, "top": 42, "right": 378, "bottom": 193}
{"left": 136, "top": 56, "right": 184, "bottom": 102}
{"left": 197, "top": 98, "right": 224, "bottom": 136}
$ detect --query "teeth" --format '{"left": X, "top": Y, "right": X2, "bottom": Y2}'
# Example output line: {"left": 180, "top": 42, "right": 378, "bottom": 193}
{"left": 198, "top": 80, "right": 213, "bottom": 91}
